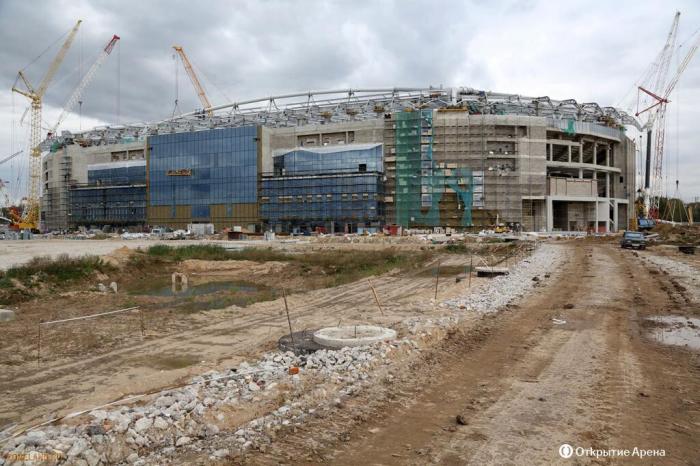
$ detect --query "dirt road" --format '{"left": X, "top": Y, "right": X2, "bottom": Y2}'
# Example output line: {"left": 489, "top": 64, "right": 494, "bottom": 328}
{"left": 243, "top": 243, "right": 700, "bottom": 465}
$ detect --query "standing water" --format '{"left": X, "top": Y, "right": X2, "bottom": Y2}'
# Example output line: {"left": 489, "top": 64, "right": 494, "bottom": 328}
{"left": 647, "top": 316, "right": 700, "bottom": 351}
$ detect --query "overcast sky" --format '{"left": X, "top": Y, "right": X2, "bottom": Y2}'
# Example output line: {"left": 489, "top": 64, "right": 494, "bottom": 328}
{"left": 1, "top": 0, "right": 699, "bottom": 202}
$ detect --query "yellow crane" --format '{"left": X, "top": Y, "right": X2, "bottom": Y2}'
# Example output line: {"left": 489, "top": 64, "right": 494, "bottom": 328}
{"left": 173, "top": 45, "right": 213, "bottom": 116}
{"left": 11, "top": 20, "right": 82, "bottom": 230}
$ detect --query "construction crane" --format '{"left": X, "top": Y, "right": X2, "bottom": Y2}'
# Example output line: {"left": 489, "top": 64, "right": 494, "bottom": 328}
{"left": 636, "top": 12, "right": 700, "bottom": 220}
{"left": 0, "top": 150, "right": 23, "bottom": 166}
{"left": 10, "top": 20, "right": 82, "bottom": 231}
{"left": 172, "top": 45, "right": 213, "bottom": 117}
{"left": 634, "top": 12, "right": 679, "bottom": 222}
{"left": 48, "top": 34, "right": 120, "bottom": 138}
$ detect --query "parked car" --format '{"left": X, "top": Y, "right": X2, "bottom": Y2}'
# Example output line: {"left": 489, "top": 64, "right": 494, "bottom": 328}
{"left": 621, "top": 231, "right": 647, "bottom": 250}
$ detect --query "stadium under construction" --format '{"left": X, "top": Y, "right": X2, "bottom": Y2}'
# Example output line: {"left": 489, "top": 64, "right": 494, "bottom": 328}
{"left": 41, "top": 87, "right": 638, "bottom": 234}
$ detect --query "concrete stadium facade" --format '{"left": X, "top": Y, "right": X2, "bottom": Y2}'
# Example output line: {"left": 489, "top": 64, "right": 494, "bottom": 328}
{"left": 39, "top": 88, "right": 636, "bottom": 233}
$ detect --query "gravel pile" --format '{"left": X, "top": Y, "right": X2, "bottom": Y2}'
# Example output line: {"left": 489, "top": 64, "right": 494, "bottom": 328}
{"left": 444, "top": 243, "right": 566, "bottom": 313}
{"left": 0, "top": 342, "right": 416, "bottom": 465}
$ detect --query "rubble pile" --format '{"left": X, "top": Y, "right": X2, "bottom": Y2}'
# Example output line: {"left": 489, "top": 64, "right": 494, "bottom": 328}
{"left": 0, "top": 342, "right": 417, "bottom": 465}
{"left": 444, "top": 244, "right": 566, "bottom": 313}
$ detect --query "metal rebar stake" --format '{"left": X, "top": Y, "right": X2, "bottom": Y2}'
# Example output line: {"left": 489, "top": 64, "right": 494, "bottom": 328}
{"left": 468, "top": 255, "right": 473, "bottom": 289}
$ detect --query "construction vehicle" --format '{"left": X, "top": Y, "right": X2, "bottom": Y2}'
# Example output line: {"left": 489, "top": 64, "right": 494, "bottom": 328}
{"left": 11, "top": 20, "right": 82, "bottom": 231}
{"left": 48, "top": 34, "right": 120, "bottom": 139}
{"left": 173, "top": 45, "right": 213, "bottom": 117}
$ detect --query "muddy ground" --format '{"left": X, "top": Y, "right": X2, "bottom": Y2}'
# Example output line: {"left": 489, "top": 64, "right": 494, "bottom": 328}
{"left": 2, "top": 238, "right": 699, "bottom": 465}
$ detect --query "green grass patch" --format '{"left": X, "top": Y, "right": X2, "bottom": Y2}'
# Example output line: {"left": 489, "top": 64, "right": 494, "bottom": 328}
{"left": 1, "top": 254, "right": 111, "bottom": 285}
{"left": 145, "top": 244, "right": 288, "bottom": 262}
{"left": 139, "top": 244, "right": 432, "bottom": 287}
{"left": 0, "top": 254, "right": 113, "bottom": 304}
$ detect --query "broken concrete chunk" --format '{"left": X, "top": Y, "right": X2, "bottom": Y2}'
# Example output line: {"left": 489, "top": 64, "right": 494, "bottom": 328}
{"left": 133, "top": 417, "right": 152, "bottom": 433}
{"left": 0, "top": 309, "right": 16, "bottom": 322}
{"left": 175, "top": 436, "right": 191, "bottom": 447}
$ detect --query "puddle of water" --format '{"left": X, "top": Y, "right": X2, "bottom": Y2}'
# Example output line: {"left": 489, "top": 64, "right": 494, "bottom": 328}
{"left": 647, "top": 316, "right": 700, "bottom": 351}
{"left": 131, "top": 280, "right": 260, "bottom": 297}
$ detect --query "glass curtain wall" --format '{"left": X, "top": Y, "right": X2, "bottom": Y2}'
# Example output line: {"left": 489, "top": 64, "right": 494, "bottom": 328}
{"left": 148, "top": 126, "right": 258, "bottom": 226}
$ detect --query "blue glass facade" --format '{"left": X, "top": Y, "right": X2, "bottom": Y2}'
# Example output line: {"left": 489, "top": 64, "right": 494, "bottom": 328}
{"left": 69, "top": 161, "right": 147, "bottom": 227}
{"left": 70, "top": 186, "right": 146, "bottom": 226}
{"left": 274, "top": 144, "right": 382, "bottom": 175}
{"left": 261, "top": 144, "right": 384, "bottom": 233}
{"left": 88, "top": 161, "right": 146, "bottom": 186}
{"left": 147, "top": 126, "right": 259, "bottom": 228}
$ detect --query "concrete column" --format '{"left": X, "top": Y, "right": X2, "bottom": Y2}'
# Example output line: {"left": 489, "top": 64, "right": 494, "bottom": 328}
{"left": 591, "top": 171, "right": 597, "bottom": 198}
{"left": 606, "top": 146, "right": 610, "bottom": 166}
{"left": 613, "top": 200, "right": 618, "bottom": 232}
{"left": 593, "top": 142, "right": 597, "bottom": 165}
{"left": 579, "top": 144, "right": 583, "bottom": 163}
{"left": 568, "top": 145, "right": 572, "bottom": 163}
{"left": 595, "top": 201, "right": 599, "bottom": 233}
{"left": 605, "top": 172, "right": 610, "bottom": 198}
{"left": 546, "top": 197, "right": 553, "bottom": 232}
{"left": 578, "top": 168, "right": 583, "bottom": 179}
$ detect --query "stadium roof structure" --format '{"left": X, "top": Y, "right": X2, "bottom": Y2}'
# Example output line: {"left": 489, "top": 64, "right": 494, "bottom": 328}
{"left": 50, "top": 87, "right": 643, "bottom": 146}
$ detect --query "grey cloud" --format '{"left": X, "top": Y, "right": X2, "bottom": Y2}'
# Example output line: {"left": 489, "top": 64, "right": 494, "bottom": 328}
{"left": 1, "top": 0, "right": 699, "bottom": 198}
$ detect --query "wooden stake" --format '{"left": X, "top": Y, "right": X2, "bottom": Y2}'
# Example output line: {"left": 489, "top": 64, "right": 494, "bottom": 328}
{"left": 140, "top": 308, "right": 145, "bottom": 337}
{"left": 434, "top": 261, "right": 441, "bottom": 301}
{"left": 283, "top": 288, "right": 295, "bottom": 345}
{"left": 37, "top": 323, "right": 41, "bottom": 367}
{"left": 367, "top": 279, "right": 384, "bottom": 315}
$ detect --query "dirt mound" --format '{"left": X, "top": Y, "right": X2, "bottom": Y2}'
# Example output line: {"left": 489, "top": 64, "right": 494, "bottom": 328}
{"left": 179, "top": 259, "right": 288, "bottom": 276}
{"left": 652, "top": 224, "right": 700, "bottom": 245}
{"left": 101, "top": 246, "right": 136, "bottom": 268}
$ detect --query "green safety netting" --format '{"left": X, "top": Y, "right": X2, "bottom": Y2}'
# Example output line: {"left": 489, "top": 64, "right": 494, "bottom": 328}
{"left": 394, "top": 110, "right": 474, "bottom": 228}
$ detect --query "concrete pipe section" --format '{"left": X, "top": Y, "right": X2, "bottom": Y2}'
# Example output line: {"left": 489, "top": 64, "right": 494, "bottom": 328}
{"left": 313, "top": 325, "right": 397, "bottom": 349}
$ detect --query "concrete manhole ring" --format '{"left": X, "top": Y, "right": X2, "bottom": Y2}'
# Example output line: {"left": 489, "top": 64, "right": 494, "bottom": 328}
{"left": 313, "top": 325, "right": 397, "bottom": 349}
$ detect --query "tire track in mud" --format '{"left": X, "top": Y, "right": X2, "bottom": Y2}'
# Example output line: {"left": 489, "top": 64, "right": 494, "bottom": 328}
{"left": 240, "top": 244, "right": 700, "bottom": 465}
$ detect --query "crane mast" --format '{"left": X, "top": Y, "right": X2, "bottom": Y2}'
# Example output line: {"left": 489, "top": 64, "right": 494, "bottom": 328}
{"left": 11, "top": 20, "right": 82, "bottom": 230}
{"left": 637, "top": 13, "right": 700, "bottom": 219}
{"left": 173, "top": 45, "right": 213, "bottom": 116}
{"left": 49, "top": 34, "right": 120, "bottom": 138}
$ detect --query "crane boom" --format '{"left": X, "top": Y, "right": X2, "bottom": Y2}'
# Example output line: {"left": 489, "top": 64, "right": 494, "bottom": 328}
{"left": 50, "top": 34, "right": 120, "bottom": 136}
{"left": 37, "top": 21, "right": 83, "bottom": 98}
{"left": 10, "top": 19, "right": 82, "bottom": 230}
{"left": 173, "top": 45, "right": 213, "bottom": 116}
{"left": 0, "top": 150, "right": 23, "bottom": 166}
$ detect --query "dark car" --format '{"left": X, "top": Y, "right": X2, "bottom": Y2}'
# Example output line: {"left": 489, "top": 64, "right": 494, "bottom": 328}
{"left": 621, "top": 231, "right": 646, "bottom": 250}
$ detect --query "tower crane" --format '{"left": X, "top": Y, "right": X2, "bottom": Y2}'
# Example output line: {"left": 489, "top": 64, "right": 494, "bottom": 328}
{"left": 11, "top": 20, "right": 82, "bottom": 231}
{"left": 634, "top": 12, "right": 679, "bottom": 221}
{"left": 48, "top": 34, "right": 120, "bottom": 138}
{"left": 172, "top": 45, "right": 213, "bottom": 117}
{"left": 636, "top": 12, "right": 700, "bottom": 220}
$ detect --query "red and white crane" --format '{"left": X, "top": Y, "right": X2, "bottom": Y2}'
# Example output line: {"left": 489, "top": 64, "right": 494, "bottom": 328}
{"left": 636, "top": 12, "right": 700, "bottom": 219}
